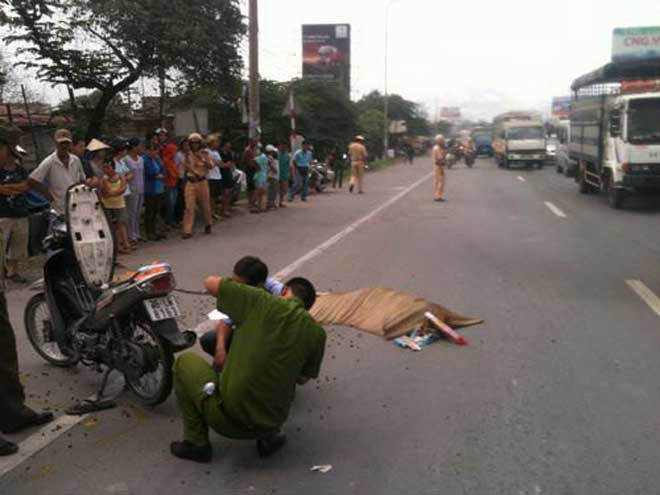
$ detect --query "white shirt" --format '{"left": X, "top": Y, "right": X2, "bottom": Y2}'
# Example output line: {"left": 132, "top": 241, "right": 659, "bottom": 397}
{"left": 29, "top": 151, "right": 86, "bottom": 214}
{"left": 268, "top": 156, "right": 279, "bottom": 179}
{"left": 207, "top": 150, "right": 223, "bottom": 181}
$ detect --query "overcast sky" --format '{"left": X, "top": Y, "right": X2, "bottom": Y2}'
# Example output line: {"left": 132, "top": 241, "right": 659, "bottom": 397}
{"left": 9, "top": 0, "right": 660, "bottom": 120}
{"left": 256, "top": 0, "right": 660, "bottom": 119}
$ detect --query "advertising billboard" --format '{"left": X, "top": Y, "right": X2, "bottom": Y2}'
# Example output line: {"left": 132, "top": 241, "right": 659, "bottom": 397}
{"left": 440, "top": 107, "right": 461, "bottom": 119}
{"left": 302, "top": 24, "right": 351, "bottom": 94}
{"left": 612, "top": 26, "right": 660, "bottom": 63}
{"left": 551, "top": 96, "right": 571, "bottom": 117}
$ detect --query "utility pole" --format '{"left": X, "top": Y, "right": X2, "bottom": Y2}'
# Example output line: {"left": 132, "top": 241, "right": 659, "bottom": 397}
{"left": 248, "top": 0, "right": 260, "bottom": 140}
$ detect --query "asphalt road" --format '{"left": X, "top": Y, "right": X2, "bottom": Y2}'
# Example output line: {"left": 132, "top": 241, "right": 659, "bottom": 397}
{"left": 2, "top": 156, "right": 660, "bottom": 494}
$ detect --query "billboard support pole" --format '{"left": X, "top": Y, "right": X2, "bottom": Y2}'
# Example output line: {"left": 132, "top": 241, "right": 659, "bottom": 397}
{"left": 248, "top": 0, "right": 260, "bottom": 139}
{"left": 383, "top": 0, "right": 401, "bottom": 157}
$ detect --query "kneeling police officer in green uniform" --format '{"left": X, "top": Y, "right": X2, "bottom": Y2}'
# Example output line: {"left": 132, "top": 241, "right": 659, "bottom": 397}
{"left": 171, "top": 275, "right": 326, "bottom": 463}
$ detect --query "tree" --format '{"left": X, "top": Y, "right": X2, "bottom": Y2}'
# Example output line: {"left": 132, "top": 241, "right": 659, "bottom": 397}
{"left": 356, "top": 90, "right": 431, "bottom": 141}
{"left": 289, "top": 79, "right": 356, "bottom": 156}
{"left": 1, "top": 0, "right": 245, "bottom": 140}
{"left": 357, "top": 108, "right": 385, "bottom": 158}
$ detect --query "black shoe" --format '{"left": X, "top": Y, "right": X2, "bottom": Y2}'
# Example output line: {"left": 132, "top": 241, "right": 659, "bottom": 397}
{"left": 0, "top": 437, "right": 18, "bottom": 456}
{"left": 170, "top": 441, "right": 212, "bottom": 463}
{"left": 257, "top": 434, "right": 286, "bottom": 458}
{"left": 349, "top": 185, "right": 354, "bottom": 193}
{"left": 1, "top": 410, "right": 54, "bottom": 434}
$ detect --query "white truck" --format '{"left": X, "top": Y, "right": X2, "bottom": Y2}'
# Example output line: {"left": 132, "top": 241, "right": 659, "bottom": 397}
{"left": 493, "top": 112, "right": 547, "bottom": 169}
{"left": 570, "top": 61, "right": 660, "bottom": 208}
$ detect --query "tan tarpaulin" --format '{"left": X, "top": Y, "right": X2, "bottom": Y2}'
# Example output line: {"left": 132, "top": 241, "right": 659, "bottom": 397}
{"left": 310, "top": 288, "right": 483, "bottom": 340}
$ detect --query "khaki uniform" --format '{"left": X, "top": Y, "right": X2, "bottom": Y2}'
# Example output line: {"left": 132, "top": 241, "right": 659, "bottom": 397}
{"left": 432, "top": 144, "right": 445, "bottom": 200}
{"left": 349, "top": 142, "right": 368, "bottom": 193}
{"left": 183, "top": 152, "right": 213, "bottom": 235}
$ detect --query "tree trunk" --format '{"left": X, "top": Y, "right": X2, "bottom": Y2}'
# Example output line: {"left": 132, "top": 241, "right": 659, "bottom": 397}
{"left": 85, "top": 90, "right": 115, "bottom": 141}
{"left": 85, "top": 73, "right": 141, "bottom": 142}
{"left": 67, "top": 86, "right": 78, "bottom": 118}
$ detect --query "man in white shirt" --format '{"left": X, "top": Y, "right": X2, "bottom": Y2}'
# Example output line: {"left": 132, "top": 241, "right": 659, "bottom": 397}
{"left": 28, "top": 129, "right": 86, "bottom": 214}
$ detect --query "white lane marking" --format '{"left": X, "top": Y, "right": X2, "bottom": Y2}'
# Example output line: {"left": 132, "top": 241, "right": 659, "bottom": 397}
{"left": 275, "top": 171, "right": 434, "bottom": 279}
{"left": 517, "top": 176, "right": 526, "bottom": 182}
{"left": 0, "top": 413, "right": 88, "bottom": 477}
{"left": 626, "top": 280, "right": 660, "bottom": 318}
{"left": 544, "top": 201, "right": 567, "bottom": 218}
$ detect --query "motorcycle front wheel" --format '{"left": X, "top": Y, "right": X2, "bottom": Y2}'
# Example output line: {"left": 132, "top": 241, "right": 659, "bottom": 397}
{"left": 124, "top": 321, "right": 174, "bottom": 406}
{"left": 24, "top": 293, "right": 78, "bottom": 367}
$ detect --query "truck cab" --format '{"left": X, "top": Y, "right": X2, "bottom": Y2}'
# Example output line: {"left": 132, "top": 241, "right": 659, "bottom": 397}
{"left": 498, "top": 120, "right": 547, "bottom": 169}
{"left": 570, "top": 62, "right": 660, "bottom": 208}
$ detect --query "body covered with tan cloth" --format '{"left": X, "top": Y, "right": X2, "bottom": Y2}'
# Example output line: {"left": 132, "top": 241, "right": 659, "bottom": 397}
{"left": 310, "top": 288, "right": 482, "bottom": 340}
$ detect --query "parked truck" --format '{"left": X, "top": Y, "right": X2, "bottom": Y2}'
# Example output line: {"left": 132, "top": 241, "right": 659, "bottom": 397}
{"left": 570, "top": 60, "right": 660, "bottom": 208}
{"left": 492, "top": 112, "right": 547, "bottom": 169}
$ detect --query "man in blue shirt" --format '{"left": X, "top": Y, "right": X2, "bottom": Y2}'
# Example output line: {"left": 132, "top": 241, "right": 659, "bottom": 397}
{"left": 288, "top": 142, "right": 313, "bottom": 202}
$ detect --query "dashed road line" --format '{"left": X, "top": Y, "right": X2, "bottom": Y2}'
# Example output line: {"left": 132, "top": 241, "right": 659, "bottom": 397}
{"left": 626, "top": 280, "right": 660, "bottom": 318}
{"left": 544, "top": 201, "right": 567, "bottom": 218}
{"left": 517, "top": 176, "right": 526, "bottom": 182}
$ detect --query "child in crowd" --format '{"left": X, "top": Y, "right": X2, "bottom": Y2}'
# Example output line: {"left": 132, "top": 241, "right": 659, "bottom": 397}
{"left": 100, "top": 161, "right": 132, "bottom": 254}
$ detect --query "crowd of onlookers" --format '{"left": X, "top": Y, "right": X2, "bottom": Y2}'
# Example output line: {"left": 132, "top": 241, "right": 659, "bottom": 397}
{"left": 0, "top": 126, "right": 371, "bottom": 282}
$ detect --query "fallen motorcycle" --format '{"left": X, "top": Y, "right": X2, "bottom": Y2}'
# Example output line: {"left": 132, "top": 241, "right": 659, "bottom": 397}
{"left": 24, "top": 185, "right": 196, "bottom": 409}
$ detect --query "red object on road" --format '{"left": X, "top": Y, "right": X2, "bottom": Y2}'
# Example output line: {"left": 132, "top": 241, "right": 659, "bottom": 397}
{"left": 424, "top": 311, "right": 469, "bottom": 346}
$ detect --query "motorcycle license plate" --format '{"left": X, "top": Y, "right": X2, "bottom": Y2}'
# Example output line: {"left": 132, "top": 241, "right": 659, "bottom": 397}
{"left": 144, "top": 296, "right": 181, "bottom": 322}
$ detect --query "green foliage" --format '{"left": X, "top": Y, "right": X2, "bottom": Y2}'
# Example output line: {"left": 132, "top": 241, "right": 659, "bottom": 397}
{"left": 1, "top": 0, "right": 245, "bottom": 139}
{"left": 356, "top": 108, "right": 385, "bottom": 157}
{"left": 289, "top": 79, "right": 356, "bottom": 155}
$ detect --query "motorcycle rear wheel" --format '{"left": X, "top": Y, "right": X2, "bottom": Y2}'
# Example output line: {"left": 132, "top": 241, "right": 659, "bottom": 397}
{"left": 24, "top": 294, "right": 78, "bottom": 367}
{"left": 124, "top": 321, "right": 174, "bottom": 406}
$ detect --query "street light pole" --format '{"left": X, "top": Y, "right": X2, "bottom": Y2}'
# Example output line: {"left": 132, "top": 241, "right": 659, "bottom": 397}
{"left": 383, "top": 0, "right": 401, "bottom": 157}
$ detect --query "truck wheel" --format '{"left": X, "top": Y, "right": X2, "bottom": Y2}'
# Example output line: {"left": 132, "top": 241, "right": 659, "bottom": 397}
{"left": 608, "top": 176, "right": 625, "bottom": 209}
{"left": 556, "top": 163, "right": 563, "bottom": 174}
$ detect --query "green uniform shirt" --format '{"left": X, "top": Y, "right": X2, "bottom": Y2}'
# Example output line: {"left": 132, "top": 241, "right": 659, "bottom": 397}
{"left": 217, "top": 279, "right": 326, "bottom": 435}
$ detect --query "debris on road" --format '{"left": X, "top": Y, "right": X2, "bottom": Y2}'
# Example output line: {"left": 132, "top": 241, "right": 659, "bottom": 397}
{"left": 310, "top": 464, "right": 333, "bottom": 474}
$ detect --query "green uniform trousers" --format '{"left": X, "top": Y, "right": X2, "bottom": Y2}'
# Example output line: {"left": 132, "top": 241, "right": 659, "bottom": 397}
{"left": 0, "top": 292, "right": 27, "bottom": 427}
{"left": 174, "top": 353, "right": 259, "bottom": 447}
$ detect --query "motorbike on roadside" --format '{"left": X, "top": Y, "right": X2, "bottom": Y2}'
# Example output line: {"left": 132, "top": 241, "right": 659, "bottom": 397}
{"left": 308, "top": 160, "right": 335, "bottom": 193}
{"left": 24, "top": 186, "right": 196, "bottom": 407}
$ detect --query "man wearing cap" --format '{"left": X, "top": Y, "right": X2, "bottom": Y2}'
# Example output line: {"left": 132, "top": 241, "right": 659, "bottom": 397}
{"left": 432, "top": 134, "right": 447, "bottom": 202}
{"left": 28, "top": 129, "right": 86, "bottom": 214}
{"left": 182, "top": 133, "right": 214, "bottom": 239}
{"left": 0, "top": 124, "right": 54, "bottom": 456}
{"left": 348, "top": 136, "right": 368, "bottom": 194}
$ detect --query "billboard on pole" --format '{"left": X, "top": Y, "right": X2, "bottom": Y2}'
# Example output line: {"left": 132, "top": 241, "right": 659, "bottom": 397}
{"left": 612, "top": 26, "right": 660, "bottom": 63}
{"left": 302, "top": 24, "right": 351, "bottom": 94}
{"left": 440, "top": 107, "right": 461, "bottom": 119}
{"left": 551, "top": 96, "right": 571, "bottom": 117}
